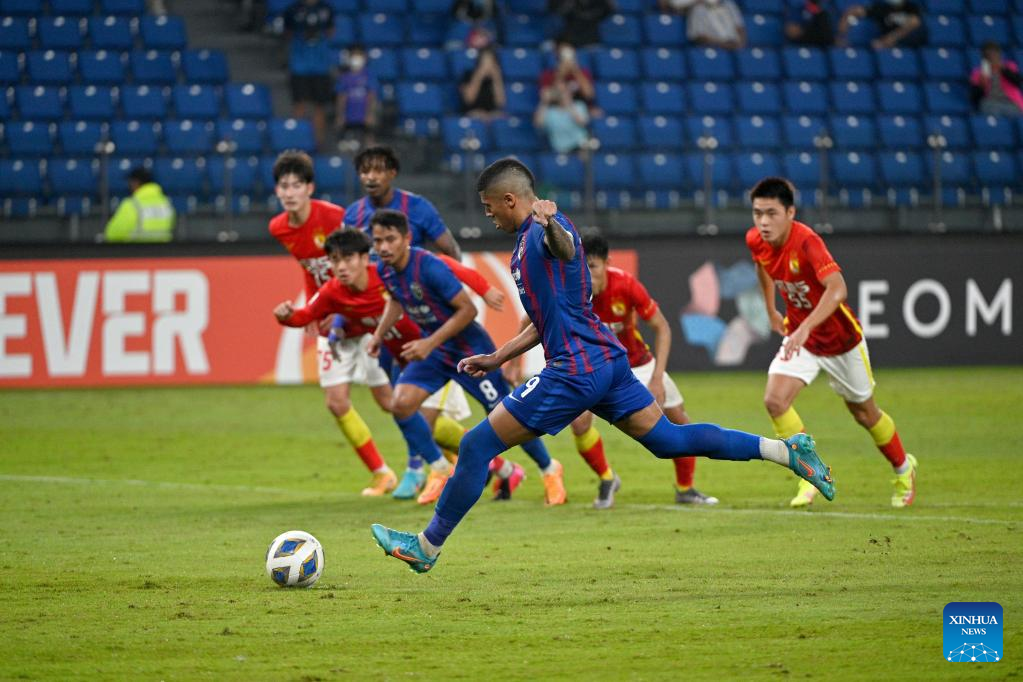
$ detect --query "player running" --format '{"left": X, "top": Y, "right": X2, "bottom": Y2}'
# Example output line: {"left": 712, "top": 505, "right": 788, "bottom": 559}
{"left": 569, "top": 234, "right": 718, "bottom": 509}
{"left": 746, "top": 177, "right": 917, "bottom": 509}
{"left": 371, "top": 158, "right": 835, "bottom": 573}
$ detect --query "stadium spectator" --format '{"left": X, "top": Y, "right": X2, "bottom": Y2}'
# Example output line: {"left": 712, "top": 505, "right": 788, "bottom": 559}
{"left": 453, "top": 0, "right": 496, "bottom": 24}
{"left": 970, "top": 42, "right": 1023, "bottom": 118}
{"left": 103, "top": 167, "right": 175, "bottom": 243}
{"left": 836, "top": 0, "right": 927, "bottom": 49}
{"left": 784, "top": 0, "right": 836, "bottom": 47}
{"left": 660, "top": 0, "right": 747, "bottom": 50}
{"left": 459, "top": 40, "right": 506, "bottom": 120}
{"left": 534, "top": 79, "right": 591, "bottom": 153}
{"left": 334, "top": 46, "right": 379, "bottom": 146}
{"left": 539, "top": 42, "right": 596, "bottom": 110}
{"left": 283, "top": 0, "right": 335, "bottom": 149}
{"left": 550, "top": 0, "right": 614, "bottom": 48}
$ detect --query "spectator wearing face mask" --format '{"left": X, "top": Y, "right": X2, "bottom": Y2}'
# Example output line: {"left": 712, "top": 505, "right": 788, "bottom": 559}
{"left": 539, "top": 42, "right": 596, "bottom": 111}
{"left": 335, "top": 46, "right": 379, "bottom": 145}
{"left": 836, "top": 0, "right": 927, "bottom": 49}
{"left": 534, "top": 78, "right": 591, "bottom": 153}
{"left": 970, "top": 42, "right": 1023, "bottom": 117}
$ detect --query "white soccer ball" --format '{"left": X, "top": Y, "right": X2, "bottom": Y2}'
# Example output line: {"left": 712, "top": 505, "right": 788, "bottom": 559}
{"left": 265, "top": 530, "right": 324, "bottom": 588}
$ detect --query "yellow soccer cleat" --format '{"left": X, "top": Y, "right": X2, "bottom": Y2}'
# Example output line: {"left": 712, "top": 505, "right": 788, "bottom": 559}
{"left": 542, "top": 458, "right": 567, "bottom": 506}
{"left": 891, "top": 454, "right": 918, "bottom": 508}
{"left": 789, "top": 478, "right": 818, "bottom": 508}
{"left": 416, "top": 468, "right": 451, "bottom": 505}
{"left": 361, "top": 469, "right": 398, "bottom": 497}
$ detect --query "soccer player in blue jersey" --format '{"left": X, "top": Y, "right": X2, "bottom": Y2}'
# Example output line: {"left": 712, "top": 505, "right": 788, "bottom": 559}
{"left": 371, "top": 158, "right": 836, "bottom": 573}
{"left": 367, "top": 208, "right": 566, "bottom": 508}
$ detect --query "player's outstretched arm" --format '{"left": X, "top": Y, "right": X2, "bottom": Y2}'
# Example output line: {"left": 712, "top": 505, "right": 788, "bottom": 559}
{"left": 532, "top": 199, "right": 576, "bottom": 261}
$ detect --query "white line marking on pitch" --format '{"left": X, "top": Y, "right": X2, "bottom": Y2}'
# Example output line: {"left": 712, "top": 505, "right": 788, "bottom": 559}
{"left": 617, "top": 503, "right": 1018, "bottom": 526}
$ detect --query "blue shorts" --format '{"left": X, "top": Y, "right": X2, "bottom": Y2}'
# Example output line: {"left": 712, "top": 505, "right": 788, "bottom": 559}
{"left": 397, "top": 353, "right": 509, "bottom": 412}
{"left": 502, "top": 353, "right": 654, "bottom": 435}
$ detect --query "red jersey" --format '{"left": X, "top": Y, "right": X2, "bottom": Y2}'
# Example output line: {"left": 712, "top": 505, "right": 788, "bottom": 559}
{"left": 591, "top": 266, "right": 658, "bottom": 368}
{"left": 746, "top": 220, "right": 862, "bottom": 356}
{"left": 268, "top": 199, "right": 345, "bottom": 299}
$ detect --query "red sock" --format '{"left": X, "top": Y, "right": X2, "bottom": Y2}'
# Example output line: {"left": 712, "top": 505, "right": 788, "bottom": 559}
{"left": 575, "top": 427, "right": 609, "bottom": 477}
{"left": 673, "top": 457, "right": 695, "bottom": 489}
{"left": 489, "top": 455, "right": 506, "bottom": 473}
{"left": 878, "top": 432, "right": 907, "bottom": 468}
{"left": 355, "top": 441, "right": 384, "bottom": 472}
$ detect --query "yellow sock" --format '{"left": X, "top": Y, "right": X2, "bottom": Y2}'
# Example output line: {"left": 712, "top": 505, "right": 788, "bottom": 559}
{"left": 574, "top": 425, "right": 601, "bottom": 453}
{"left": 433, "top": 414, "right": 466, "bottom": 452}
{"left": 770, "top": 406, "right": 804, "bottom": 439}
{"left": 868, "top": 411, "right": 896, "bottom": 446}
{"left": 337, "top": 407, "right": 372, "bottom": 448}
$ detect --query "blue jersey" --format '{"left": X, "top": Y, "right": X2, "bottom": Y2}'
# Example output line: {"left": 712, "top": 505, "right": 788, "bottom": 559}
{"left": 345, "top": 189, "right": 447, "bottom": 247}
{"left": 510, "top": 212, "right": 624, "bottom": 374}
{"left": 377, "top": 247, "right": 495, "bottom": 362}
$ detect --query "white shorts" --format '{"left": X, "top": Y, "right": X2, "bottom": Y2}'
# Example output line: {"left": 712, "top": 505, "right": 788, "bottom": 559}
{"left": 631, "top": 357, "right": 684, "bottom": 409}
{"left": 317, "top": 334, "right": 390, "bottom": 389}
{"left": 768, "top": 338, "right": 876, "bottom": 403}
{"left": 422, "top": 381, "right": 473, "bottom": 422}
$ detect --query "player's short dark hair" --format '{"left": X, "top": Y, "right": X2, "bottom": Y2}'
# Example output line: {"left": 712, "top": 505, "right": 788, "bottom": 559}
{"left": 272, "top": 150, "right": 314, "bottom": 184}
{"left": 370, "top": 208, "right": 409, "bottom": 236}
{"left": 476, "top": 157, "right": 535, "bottom": 194}
{"left": 324, "top": 228, "right": 371, "bottom": 257}
{"left": 128, "top": 166, "right": 153, "bottom": 185}
{"left": 750, "top": 176, "right": 796, "bottom": 208}
{"left": 581, "top": 234, "right": 609, "bottom": 261}
{"left": 354, "top": 145, "right": 400, "bottom": 174}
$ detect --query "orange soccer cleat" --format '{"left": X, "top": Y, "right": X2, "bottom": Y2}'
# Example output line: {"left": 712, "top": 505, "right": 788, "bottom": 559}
{"left": 361, "top": 469, "right": 398, "bottom": 497}
{"left": 416, "top": 467, "right": 452, "bottom": 505}
{"left": 542, "top": 458, "right": 567, "bottom": 506}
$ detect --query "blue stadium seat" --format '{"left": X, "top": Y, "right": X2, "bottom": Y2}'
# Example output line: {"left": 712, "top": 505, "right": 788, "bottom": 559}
{"left": 269, "top": 117, "right": 316, "bottom": 153}
{"left": 783, "top": 115, "right": 826, "bottom": 149}
{"left": 4, "top": 120, "right": 53, "bottom": 156}
{"left": 643, "top": 13, "right": 684, "bottom": 46}
{"left": 638, "top": 115, "right": 684, "bottom": 150}
{"left": 783, "top": 81, "right": 828, "bottom": 115}
{"left": 182, "top": 49, "right": 228, "bottom": 85}
{"left": 538, "top": 153, "right": 584, "bottom": 191}
{"left": 121, "top": 84, "right": 167, "bottom": 119}
{"left": 15, "top": 85, "right": 64, "bottom": 121}
{"left": 832, "top": 150, "right": 878, "bottom": 191}
{"left": 447, "top": 48, "right": 476, "bottom": 82}
{"left": 969, "top": 0, "right": 1007, "bottom": 12}
{"left": 598, "top": 81, "right": 640, "bottom": 116}
{"left": 101, "top": 0, "right": 145, "bottom": 15}
{"left": 441, "top": 115, "right": 488, "bottom": 152}
{"left": 369, "top": 47, "right": 400, "bottom": 81}
{"left": 936, "top": 150, "right": 972, "bottom": 200}
{"left": 111, "top": 119, "right": 160, "bottom": 155}
{"left": 687, "top": 47, "right": 735, "bottom": 80}
{"left": 0, "top": 17, "right": 32, "bottom": 51}
{"left": 0, "top": 94, "right": 10, "bottom": 120}
{"left": 636, "top": 81, "right": 681, "bottom": 115}
{"left": 105, "top": 157, "right": 146, "bottom": 195}
{"left": 130, "top": 50, "right": 178, "bottom": 85}
{"left": 503, "top": 13, "right": 545, "bottom": 47}
{"left": 48, "top": 157, "right": 97, "bottom": 195}
{"left": 258, "top": 154, "right": 276, "bottom": 193}
{"left": 0, "top": 0, "right": 42, "bottom": 16}
{"left": 491, "top": 116, "right": 542, "bottom": 152}
{"left": 687, "top": 81, "right": 733, "bottom": 114}
{"left": 921, "top": 47, "right": 965, "bottom": 80}
{"left": 37, "top": 17, "right": 85, "bottom": 50}
{"left": 68, "top": 85, "right": 116, "bottom": 120}
{"left": 0, "top": 159, "right": 43, "bottom": 197}
{"left": 1014, "top": 16, "right": 1023, "bottom": 46}
{"left": 685, "top": 114, "right": 734, "bottom": 148}
{"left": 401, "top": 47, "right": 447, "bottom": 81}
{"left": 498, "top": 47, "right": 543, "bottom": 82}
{"left": 140, "top": 15, "right": 187, "bottom": 51}
{"left": 599, "top": 14, "right": 642, "bottom": 47}
{"left": 396, "top": 81, "right": 444, "bottom": 117}
{"left": 745, "top": 13, "right": 784, "bottom": 47}
{"left": 592, "top": 153, "right": 635, "bottom": 191}
{"left": 637, "top": 152, "right": 684, "bottom": 190}
{"left": 358, "top": 13, "right": 405, "bottom": 47}
{"left": 27, "top": 50, "right": 74, "bottom": 85}
{"left": 593, "top": 47, "right": 640, "bottom": 81}
{"left": 973, "top": 150, "right": 1015, "bottom": 204}
{"left": 0, "top": 51, "right": 21, "bottom": 86}
{"left": 736, "top": 47, "right": 780, "bottom": 80}
{"left": 50, "top": 0, "right": 94, "bottom": 14}
{"left": 225, "top": 82, "right": 271, "bottom": 119}
{"left": 216, "top": 118, "right": 265, "bottom": 155}
{"left": 172, "top": 84, "right": 221, "bottom": 120}
{"left": 878, "top": 114, "right": 924, "bottom": 148}
{"left": 925, "top": 114, "right": 970, "bottom": 148}
{"left": 58, "top": 120, "right": 104, "bottom": 155}
{"left": 743, "top": 0, "right": 781, "bottom": 11}
{"left": 735, "top": 114, "right": 782, "bottom": 149}
{"left": 735, "top": 80, "right": 782, "bottom": 114}
{"left": 684, "top": 152, "right": 733, "bottom": 191}
{"left": 153, "top": 156, "right": 206, "bottom": 197}
{"left": 876, "top": 81, "right": 922, "bottom": 114}
{"left": 783, "top": 46, "right": 828, "bottom": 80}
{"left": 969, "top": 114, "right": 1016, "bottom": 149}
{"left": 407, "top": 13, "right": 447, "bottom": 46}
{"left": 370, "top": 0, "right": 406, "bottom": 11}
{"left": 165, "top": 119, "right": 214, "bottom": 154}
{"left": 88, "top": 16, "right": 135, "bottom": 51}
{"left": 208, "top": 155, "right": 259, "bottom": 195}
{"left": 875, "top": 48, "right": 919, "bottom": 80}
{"left": 591, "top": 115, "right": 637, "bottom": 151}
{"left": 327, "top": 15, "right": 356, "bottom": 48}
{"left": 829, "top": 113, "right": 876, "bottom": 149}
{"left": 925, "top": 14, "right": 965, "bottom": 47}
{"left": 641, "top": 47, "right": 685, "bottom": 81}
{"left": 879, "top": 150, "right": 926, "bottom": 188}
{"left": 736, "top": 151, "right": 782, "bottom": 190}
{"left": 829, "top": 47, "right": 875, "bottom": 80}
{"left": 829, "top": 81, "right": 876, "bottom": 114}
{"left": 504, "top": 81, "right": 538, "bottom": 117}
{"left": 842, "top": 14, "right": 879, "bottom": 46}
{"left": 78, "top": 50, "right": 127, "bottom": 84}
{"left": 923, "top": 81, "right": 968, "bottom": 115}
{"left": 967, "top": 15, "right": 1009, "bottom": 46}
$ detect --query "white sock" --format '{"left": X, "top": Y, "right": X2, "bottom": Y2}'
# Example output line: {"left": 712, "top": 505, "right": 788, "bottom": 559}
{"left": 430, "top": 458, "right": 452, "bottom": 474}
{"left": 418, "top": 532, "right": 440, "bottom": 558}
{"left": 372, "top": 465, "right": 391, "bottom": 474}
{"left": 894, "top": 460, "right": 911, "bottom": 475}
{"left": 759, "top": 438, "right": 790, "bottom": 466}
{"left": 541, "top": 459, "right": 560, "bottom": 476}
{"left": 497, "top": 459, "right": 514, "bottom": 478}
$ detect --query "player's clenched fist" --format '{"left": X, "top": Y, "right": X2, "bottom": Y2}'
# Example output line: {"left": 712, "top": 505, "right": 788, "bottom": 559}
{"left": 531, "top": 199, "right": 558, "bottom": 226}
{"left": 458, "top": 353, "right": 499, "bottom": 378}
{"left": 273, "top": 301, "right": 294, "bottom": 322}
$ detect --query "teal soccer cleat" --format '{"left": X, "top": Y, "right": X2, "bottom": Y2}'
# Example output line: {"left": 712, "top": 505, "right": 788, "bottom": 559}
{"left": 392, "top": 468, "right": 426, "bottom": 500}
{"left": 371, "top": 524, "right": 438, "bottom": 574}
{"left": 785, "top": 434, "right": 835, "bottom": 501}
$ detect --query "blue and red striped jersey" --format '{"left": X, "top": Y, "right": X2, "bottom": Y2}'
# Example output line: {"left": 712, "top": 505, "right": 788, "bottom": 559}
{"left": 344, "top": 188, "right": 447, "bottom": 247}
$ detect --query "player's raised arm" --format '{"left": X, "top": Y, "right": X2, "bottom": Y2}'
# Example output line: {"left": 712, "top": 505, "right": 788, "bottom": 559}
{"left": 532, "top": 199, "right": 575, "bottom": 261}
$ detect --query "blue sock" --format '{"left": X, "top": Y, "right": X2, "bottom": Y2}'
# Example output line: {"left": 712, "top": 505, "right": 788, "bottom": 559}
{"left": 637, "top": 416, "right": 761, "bottom": 461}
{"left": 424, "top": 418, "right": 508, "bottom": 548}
{"left": 394, "top": 413, "right": 443, "bottom": 465}
{"left": 518, "top": 437, "right": 551, "bottom": 470}
{"left": 407, "top": 454, "right": 424, "bottom": 470}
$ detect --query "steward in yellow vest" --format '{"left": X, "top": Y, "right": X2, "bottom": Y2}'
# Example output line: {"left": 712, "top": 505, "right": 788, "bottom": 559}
{"left": 104, "top": 167, "right": 175, "bottom": 242}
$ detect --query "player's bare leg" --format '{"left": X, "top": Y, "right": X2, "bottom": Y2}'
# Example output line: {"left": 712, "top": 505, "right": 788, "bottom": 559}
{"left": 845, "top": 397, "right": 917, "bottom": 507}
{"left": 664, "top": 403, "right": 718, "bottom": 506}
{"left": 323, "top": 383, "right": 395, "bottom": 496}
{"left": 569, "top": 411, "right": 619, "bottom": 509}
{"left": 764, "top": 373, "right": 816, "bottom": 508}
{"left": 391, "top": 384, "right": 454, "bottom": 504}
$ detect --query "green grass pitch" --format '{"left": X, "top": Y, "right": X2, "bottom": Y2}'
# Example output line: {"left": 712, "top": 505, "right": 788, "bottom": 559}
{"left": 2, "top": 367, "right": 1020, "bottom": 680}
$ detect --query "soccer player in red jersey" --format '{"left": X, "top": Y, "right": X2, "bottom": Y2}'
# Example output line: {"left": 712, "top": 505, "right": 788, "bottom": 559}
{"left": 569, "top": 234, "right": 719, "bottom": 509}
{"left": 747, "top": 177, "right": 917, "bottom": 508}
